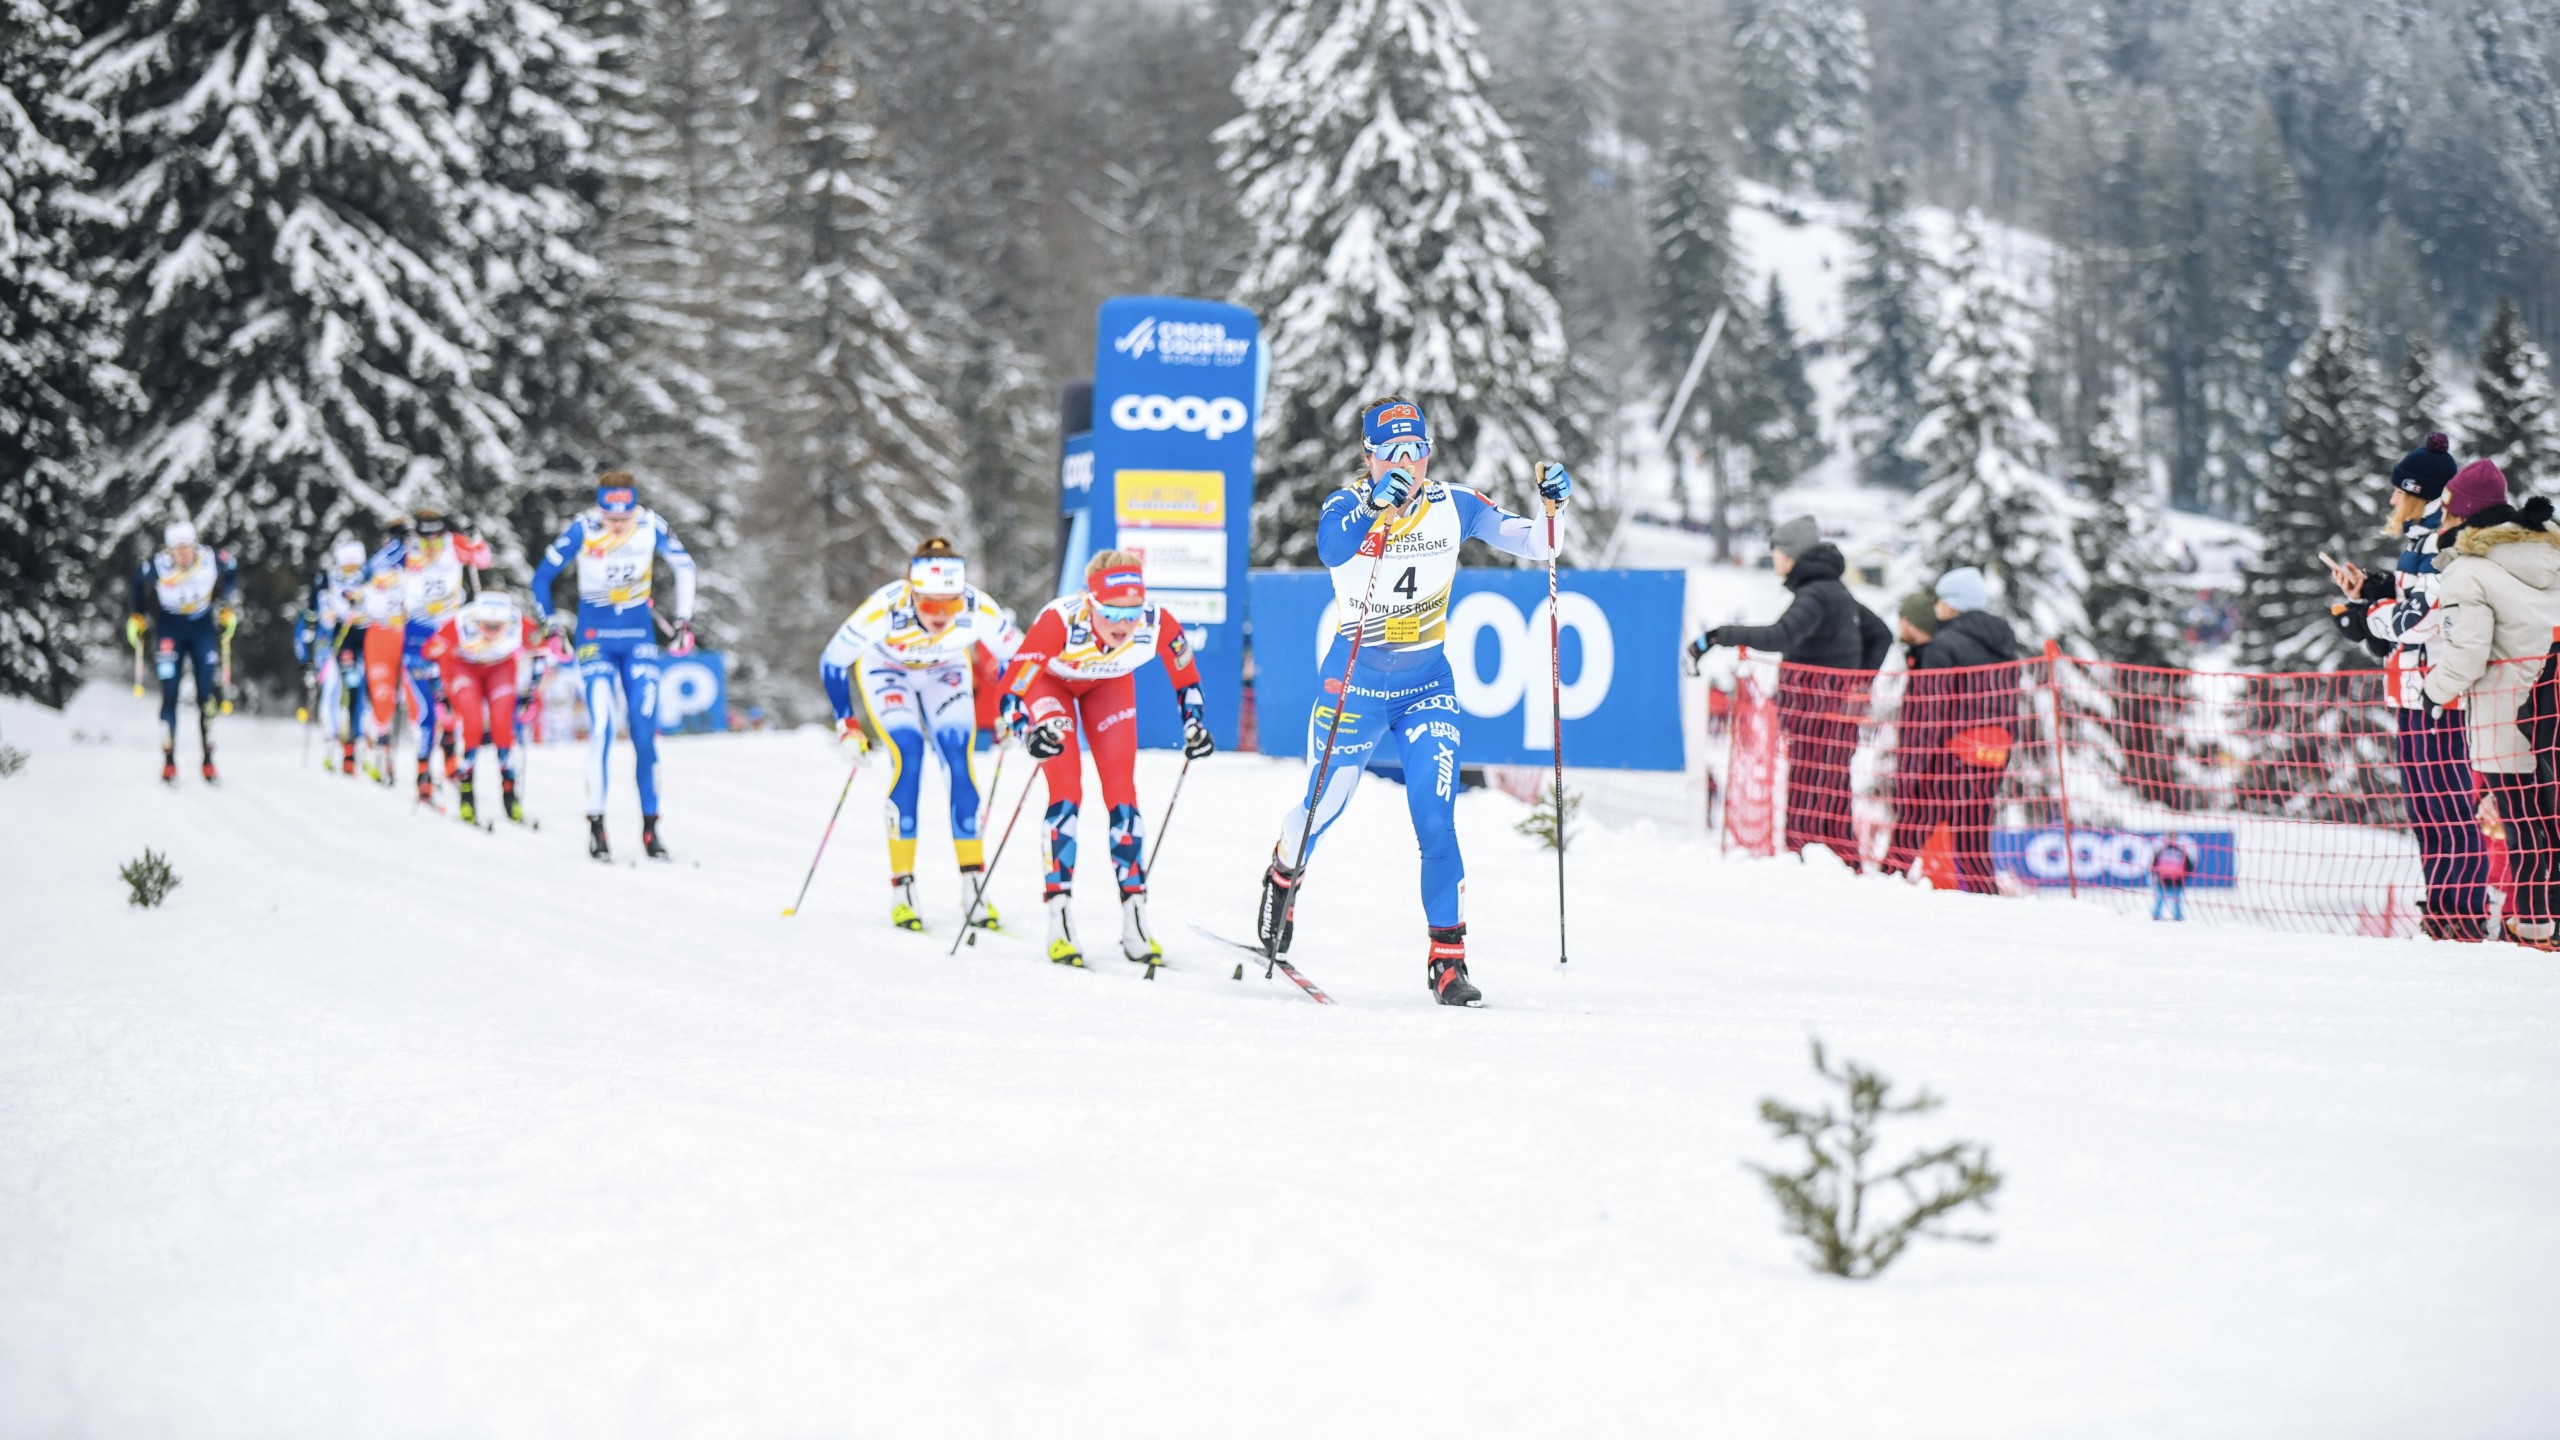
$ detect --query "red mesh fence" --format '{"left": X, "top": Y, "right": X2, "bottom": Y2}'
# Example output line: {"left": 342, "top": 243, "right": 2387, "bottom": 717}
{"left": 1718, "top": 642, "right": 2560, "bottom": 941}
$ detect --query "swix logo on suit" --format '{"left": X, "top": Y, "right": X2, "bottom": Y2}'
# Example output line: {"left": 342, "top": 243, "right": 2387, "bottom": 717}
{"left": 152, "top": 551, "right": 221, "bottom": 617}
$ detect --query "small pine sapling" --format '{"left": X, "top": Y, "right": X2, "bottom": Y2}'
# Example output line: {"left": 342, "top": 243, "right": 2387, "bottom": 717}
{"left": 1514, "top": 778, "right": 1580, "bottom": 852}
{"left": 121, "top": 849, "right": 181, "bottom": 908}
{"left": 0, "top": 744, "right": 26, "bottom": 777}
{"left": 1748, "top": 1038, "right": 2002, "bottom": 1279}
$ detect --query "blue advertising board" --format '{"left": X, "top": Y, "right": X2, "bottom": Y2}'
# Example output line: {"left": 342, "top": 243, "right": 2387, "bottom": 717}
{"left": 1246, "top": 569, "right": 1687, "bottom": 771}
{"left": 659, "top": 651, "right": 728, "bottom": 735}
{"left": 1059, "top": 297, "right": 1264, "bottom": 751}
{"left": 1993, "top": 828, "right": 2235, "bottom": 888}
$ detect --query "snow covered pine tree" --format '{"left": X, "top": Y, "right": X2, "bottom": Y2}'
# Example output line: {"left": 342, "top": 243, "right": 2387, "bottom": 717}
{"left": 1729, "top": 0, "right": 1871, "bottom": 199}
{"left": 2234, "top": 320, "right": 2395, "bottom": 823}
{"left": 2071, "top": 400, "right": 2193, "bottom": 804}
{"left": 1841, "top": 172, "right": 1934, "bottom": 492}
{"left": 1, "top": 0, "right": 127, "bottom": 703}
{"left": 1219, "top": 0, "right": 1578, "bottom": 565}
{"left": 748, "top": 32, "right": 967, "bottom": 675}
{"left": 2468, "top": 297, "right": 2560, "bottom": 490}
{"left": 69, "top": 0, "right": 535, "bottom": 667}
{"left": 1907, "top": 221, "right": 2084, "bottom": 646}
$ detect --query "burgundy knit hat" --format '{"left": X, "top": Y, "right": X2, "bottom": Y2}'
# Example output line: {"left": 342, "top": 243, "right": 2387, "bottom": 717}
{"left": 2444, "top": 459, "right": 2510, "bottom": 520}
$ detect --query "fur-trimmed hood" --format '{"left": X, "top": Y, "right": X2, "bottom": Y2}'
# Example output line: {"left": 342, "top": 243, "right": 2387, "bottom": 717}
{"left": 2448, "top": 497, "right": 2560, "bottom": 587}
{"left": 2453, "top": 522, "right": 2560, "bottom": 558}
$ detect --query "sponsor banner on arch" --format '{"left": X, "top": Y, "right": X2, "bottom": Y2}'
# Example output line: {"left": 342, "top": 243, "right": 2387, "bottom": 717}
{"left": 1084, "top": 295, "right": 1261, "bottom": 751}
{"left": 1992, "top": 827, "right": 2236, "bottom": 889}
{"left": 1246, "top": 569, "right": 1686, "bottom": 771}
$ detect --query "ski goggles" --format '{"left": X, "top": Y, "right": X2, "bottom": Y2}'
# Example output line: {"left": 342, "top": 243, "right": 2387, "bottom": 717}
{"left": 914, "top": 590, "right": 967, "bottom": 624}
{"left": 1364, "top": 437, "right": 1432, "bottom": 465}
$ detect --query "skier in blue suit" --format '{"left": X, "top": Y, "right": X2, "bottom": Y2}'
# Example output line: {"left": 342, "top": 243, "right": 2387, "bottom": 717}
{"left": 530, "top": 472, "right": 699, "bottom": 862}
{"left": 1253, "top": 397, "right": 1573, "bottom": 1007}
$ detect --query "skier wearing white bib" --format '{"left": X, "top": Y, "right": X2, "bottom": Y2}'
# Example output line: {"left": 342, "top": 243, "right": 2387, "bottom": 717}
{"left": 820, "top": 538, "right": 1025, "bottom": 931}
{"left": 1253, "top": 397, "right": 1573, "bottom": 1006}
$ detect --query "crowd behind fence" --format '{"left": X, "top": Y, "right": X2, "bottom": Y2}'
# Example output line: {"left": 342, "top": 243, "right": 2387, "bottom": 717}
{"left": 1720, "top": 642, "right": 2560, "bottom": 940}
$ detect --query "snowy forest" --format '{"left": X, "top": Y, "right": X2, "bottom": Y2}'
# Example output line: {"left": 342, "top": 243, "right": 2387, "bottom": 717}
{"left": 6, "top": 0, "right": 2559, "bottom": 710}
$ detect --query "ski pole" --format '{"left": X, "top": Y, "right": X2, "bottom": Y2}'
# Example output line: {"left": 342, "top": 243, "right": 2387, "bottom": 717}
{"left": 1543, "top": 486, "right": 1569, "bottom": 968}
{"left": 782, "top": 748, "right": 865, "bottom": 917}
{"left": 1265, "top": 508, "right": 1397, "bottom": 980}
{"left": 1143, "top": 752, "right": 1193, "bottom": 876}
{"left": 951, "top": 764, "right": 1042, "bottom": 956}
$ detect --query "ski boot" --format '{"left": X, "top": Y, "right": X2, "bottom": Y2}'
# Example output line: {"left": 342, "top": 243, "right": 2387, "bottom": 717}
{"left": 160, "top": 745, "right": 178, "bottom": 785}
{"left": 501, "top": 776, "right": 525, "bottom": 824}
{"left": 1256, "top": 855, "right": 1303, "bottom": 956}
{"left": 1120, "top": 891, "right": 1161, "bottom": 964}
{"left": 2505, "top": 918, "right": 2559, "bottom": 951}
{"left": 960, "top": 864, "right": 1000, "bottom": 929}
{"left": 1045, "top": 892, "right": 1084, "bottom": 966}
{"left": 1426, "top": 924, "right": 1482, "bottom": 1007}
{"left": 890, "top": 874, "right": 924, "bottom": 931}
{"left": 200, "top": 749, "right": 218, "bottom": 785}
{"left": 440, "top": 730, "right": 461, "bottom": 784}
{"left": 339, "top": 741, "right": 357, "bottom": 776}
{"left": 587, "top": 815, "right": 612, "bottom": 862}
{"left": 641, "top": 814, "right": 669, "bottom": 861}
{"left": 456, "top": 775, "right": 478, "bottom": 825}
{"left": 415, "top": 760, "right": 436, "bottom": 804}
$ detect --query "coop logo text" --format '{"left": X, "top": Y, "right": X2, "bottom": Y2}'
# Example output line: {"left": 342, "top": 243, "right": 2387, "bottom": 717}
{"left": 1110, "top": 393, "right": 1250, "bottom": 442}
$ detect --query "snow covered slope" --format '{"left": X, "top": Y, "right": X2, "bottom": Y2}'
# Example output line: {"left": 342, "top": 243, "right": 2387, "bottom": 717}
{"left": 5, "top": 691, "right": 2558, "bottom": 1437}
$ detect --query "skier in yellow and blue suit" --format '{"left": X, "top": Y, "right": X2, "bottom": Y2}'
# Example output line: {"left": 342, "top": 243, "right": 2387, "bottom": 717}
{"left": 821, "top": 537, "right": 1024, "bottom": 932}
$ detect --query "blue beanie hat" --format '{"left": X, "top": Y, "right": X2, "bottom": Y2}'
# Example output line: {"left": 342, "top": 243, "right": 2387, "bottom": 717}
{"left": 2391, "top": 433, "right": 2457, "bottom": 501}
{"left": 1936, "top": 566, "right": 1990, "bottom": 613}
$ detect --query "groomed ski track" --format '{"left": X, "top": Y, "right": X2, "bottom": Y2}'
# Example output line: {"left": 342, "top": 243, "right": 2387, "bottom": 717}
{"left": 4, "top": 691, "right": 2558, "bottom": 1437}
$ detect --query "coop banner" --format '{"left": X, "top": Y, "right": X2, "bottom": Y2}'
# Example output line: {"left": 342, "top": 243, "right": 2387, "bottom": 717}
{"left": 1247, "top": 569, "right": 1687, "bottom": 771}
{"left": 659, "top": 651, "right": 729, "bottom": 735}
{"left": 1993, "top": 828, "right": 2237, "bottom": 889}
{"left": 1079, "top": 295, "right": 1262, "bottom": 750}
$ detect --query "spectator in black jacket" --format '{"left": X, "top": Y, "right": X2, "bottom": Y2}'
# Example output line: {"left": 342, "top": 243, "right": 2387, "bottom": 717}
{"left": 1913, "top": 567, "right": 2022, "bottom": 892}
{"left": 1689, "top": 516, "right": 1891, "bottom": 866}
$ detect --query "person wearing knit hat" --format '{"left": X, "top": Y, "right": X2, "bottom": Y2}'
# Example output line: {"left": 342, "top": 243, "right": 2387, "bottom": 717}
{"left": 2329, "top": 434, "right": 2491, "bottom": 937}
{"left": 1686, "top": 514, "right": 1889, "bottom": 868}
{"left": 2442, "top": 458, "right": 2510, "bottom": 524}
{"left": 1933, "top": 566, "right": 1990, "bottom": 617}
{"left": 2392, "top": 433, "right": 2459, "bottom": 501}
{"left": 1879, "top": 592, "right": 1949, "bottom": 883}
{"left": 2422, "top": 458, "right": 2560, "bottom": 947}
{"left": 1910, "top": 565, "right": 2022, "bottom": 893}
{"left": 1769, "top": 515, "right": 1821, "bottom": 566}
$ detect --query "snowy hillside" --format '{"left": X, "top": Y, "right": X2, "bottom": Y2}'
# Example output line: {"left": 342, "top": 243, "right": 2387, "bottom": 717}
{"left": 1604, "top": 182, "right": 2076, "bottom": 586}
{"left": 6, "top": 691, "right": 2559, "bottom": 1436}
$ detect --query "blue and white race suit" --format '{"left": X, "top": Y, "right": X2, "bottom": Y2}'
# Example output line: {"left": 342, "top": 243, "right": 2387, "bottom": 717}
{"left": 530, "top": 508, "right": 698, "bottom": 818}
{"left": 1277, "top": 476, "right": 1554, "bottom": 928}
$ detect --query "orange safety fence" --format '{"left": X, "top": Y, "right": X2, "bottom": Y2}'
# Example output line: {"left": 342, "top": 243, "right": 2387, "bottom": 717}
{"left": 1720, "top": 641, "right": 2560, "bottom": 941}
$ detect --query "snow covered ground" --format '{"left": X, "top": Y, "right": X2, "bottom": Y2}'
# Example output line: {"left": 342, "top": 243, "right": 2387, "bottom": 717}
{"left": 6, "top": 689, "right": 2560, "bottom": 1438}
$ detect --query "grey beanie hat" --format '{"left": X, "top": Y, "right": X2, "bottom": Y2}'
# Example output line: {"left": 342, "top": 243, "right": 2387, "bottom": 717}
{"left": 1771, "top": 515, "right": 1821, "bottom": 561}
